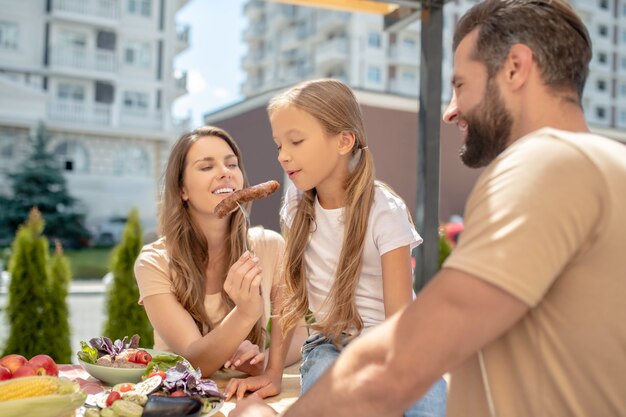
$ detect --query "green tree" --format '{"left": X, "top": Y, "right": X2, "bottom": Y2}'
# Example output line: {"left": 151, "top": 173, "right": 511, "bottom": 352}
{"left": 43, "top": 240, "right": 73, "bottom": 363}
{"left": 2, "top": 208, "right": 50, "bottom": 357}
{"left": 0, "top": 123, "right": 89, "bottom": 247}
{"left": 439, "top": 231, "right": 453, "bottom": 269}
{"left": 103, "top": 208, "right": 153, "bottom": 346}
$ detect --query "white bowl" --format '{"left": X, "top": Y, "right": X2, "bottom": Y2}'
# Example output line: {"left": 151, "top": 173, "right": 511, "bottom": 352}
{"left": 78, "top": 348, "right": 164, "bottom": 386}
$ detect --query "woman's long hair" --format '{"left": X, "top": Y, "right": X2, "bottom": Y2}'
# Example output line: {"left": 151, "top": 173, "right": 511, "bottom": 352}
{"left": 271, "top": 79, "right": 376, "bottom": 345}
{"left": 159, "top": 126, "right": 264, "bottom": 346}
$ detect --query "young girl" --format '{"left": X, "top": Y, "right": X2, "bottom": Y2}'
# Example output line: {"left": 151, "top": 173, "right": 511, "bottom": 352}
{"left": 134, "top": 126, "right": 305, "bottom": 378}
{"left": 226, "top": 80, "right": 446, "bottom": 416}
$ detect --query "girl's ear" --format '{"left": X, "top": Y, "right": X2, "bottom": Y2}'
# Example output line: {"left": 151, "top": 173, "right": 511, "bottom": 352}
{"left": 337, "top": 131, "right": 356, "bottom": 156}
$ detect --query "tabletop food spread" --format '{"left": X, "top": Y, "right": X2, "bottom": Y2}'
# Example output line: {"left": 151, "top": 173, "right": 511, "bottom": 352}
{"left": 0, "top": 334, "right": 301, "bottom": 417}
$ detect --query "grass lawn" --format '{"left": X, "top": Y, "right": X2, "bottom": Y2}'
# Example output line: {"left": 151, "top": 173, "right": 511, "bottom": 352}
{"left": 65, "top": 247, "right": 114, "bottom": 279}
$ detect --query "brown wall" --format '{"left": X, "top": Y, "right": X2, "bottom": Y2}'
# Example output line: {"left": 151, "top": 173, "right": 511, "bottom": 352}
{"left": 208, "top": 102, "right": 482, "bottom": 232}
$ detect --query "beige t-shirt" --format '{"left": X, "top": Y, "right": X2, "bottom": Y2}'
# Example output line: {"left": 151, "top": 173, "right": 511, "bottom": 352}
{"left": 134, "top": 226, "right": 284, "bottom": 352}
{"left": 444, "top": 128, "right": 626, "bottom": 417}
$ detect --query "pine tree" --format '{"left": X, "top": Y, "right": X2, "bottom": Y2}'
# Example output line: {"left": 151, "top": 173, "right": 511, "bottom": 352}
{"left": 0, "top": 123, "right": 89, "bottom": 247}
{"left": 2, "top": 208, "right": 50, "bottom": 357}
{"left": 103, "top": 208, "right": 153, "bottom": 346}
{"left": 43, "top": 240, "right": 73, "bottom": 363}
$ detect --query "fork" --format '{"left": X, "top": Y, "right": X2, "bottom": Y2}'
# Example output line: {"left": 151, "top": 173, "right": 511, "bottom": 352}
{"left": 236, "top": 201, "right": 250, "bottom": 253}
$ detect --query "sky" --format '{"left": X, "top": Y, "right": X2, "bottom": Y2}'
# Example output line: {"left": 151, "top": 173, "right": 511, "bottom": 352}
{"left": 172, "top": 0, "right": 247, "bottom": 128}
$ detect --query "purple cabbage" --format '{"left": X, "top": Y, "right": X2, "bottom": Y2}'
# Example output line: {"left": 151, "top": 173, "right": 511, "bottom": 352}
{"left": 89, "top": 334, "right": 140, "bottom": 360}
{"left": 163, "top": 362, "right": 224, "bottom": 401}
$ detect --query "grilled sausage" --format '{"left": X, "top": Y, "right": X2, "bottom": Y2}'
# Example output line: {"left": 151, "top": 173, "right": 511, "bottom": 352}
{"left": 214, "top": 180, "right": 280, "bottom": 218}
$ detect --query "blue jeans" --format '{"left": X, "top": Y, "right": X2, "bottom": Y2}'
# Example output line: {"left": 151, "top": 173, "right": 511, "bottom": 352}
{"left": 300, "top": 333, "right": 447, "bottom": 417}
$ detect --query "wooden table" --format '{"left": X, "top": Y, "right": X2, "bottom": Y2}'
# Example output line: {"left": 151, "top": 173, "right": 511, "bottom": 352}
{"left": 59, "top": 362, "right": 302, "bottom": 416}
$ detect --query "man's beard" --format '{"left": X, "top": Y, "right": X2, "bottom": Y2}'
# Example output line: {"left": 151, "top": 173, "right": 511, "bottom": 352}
{"left": 459, "top": 80, "right": 513, "bottom": 168}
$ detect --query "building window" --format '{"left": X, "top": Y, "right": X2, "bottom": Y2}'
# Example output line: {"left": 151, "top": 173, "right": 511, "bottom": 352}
{"left": 402, "top": 37, "right": 416, "bottom": 49}
{"left": 0, "top": 134, "right": 15, "bottom": 161}
{"left": 599, "top": 0, "right": 609, "bottom": 10}
{"left": 622, "top": 30, "right": 626, "bottom": 43}
{"left": 595, "top": 107, "right": 606, "bottom": 119}
{"left": 620, "top": 110, "right": 626, "bottom": 124}
{"left": 127, "top": 0, "right": 151, "bottom": 17}
{"left": 57, "top": 83, "right": 85, "bottom": 101}
{"left": 622, "top": 57, "right": 626, "bottom": 69}
{"left": 368, "top": 32, "right": 381, "bottom": 48}
{"left": 598, "top": 25, "right": 608, "bottom": 37}
{"left": 124, "top": 42, "right": 151, "bottom": 67}
{"left": 0, "top": 21, "right": 19, "bottom": 50}
{"left": 367, "top": 66, "right": 381, "bottom": 82}
{"left": 401, "top": 71, "right": 416, "bottom": 82}
{"left": 54, "top": 140, "right": 89, "bottom": 173}
{"left": 598, "top": 52, "right": 607, "bottom": 64}
{"left": 620, "top": 84, "right": 626, "bottom": 96}
{"left": 123, "top": 91, "right": 149, "bottom": 111}
{"left": 59, "top": 30, "right": 87, "bottom": 48}
{"left": 597, "top": 79, "right": 607, "bottom": 91}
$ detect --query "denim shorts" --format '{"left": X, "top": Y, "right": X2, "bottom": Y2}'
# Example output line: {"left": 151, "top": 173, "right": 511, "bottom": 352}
{"left": 299, "top": 333, "right": 447, "bottom": 417}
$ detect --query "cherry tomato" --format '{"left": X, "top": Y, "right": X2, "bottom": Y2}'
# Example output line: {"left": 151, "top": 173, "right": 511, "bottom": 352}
{"left": 170, "top": 391, "right": 187, "bottom": 397}
{"left": 149, "top": 370, "right": 166, "bottom": 380}
{"left": 118, "top": 383, "right": 134, "bottom": 393}
{"left": 127, "top": 351, "right": 138, "bottom": 363}
{"left": 134, "top": 350, "right": 152, "bottom": 365}
{"left": 105, "top": 391, "right": 122, "bottom": 407}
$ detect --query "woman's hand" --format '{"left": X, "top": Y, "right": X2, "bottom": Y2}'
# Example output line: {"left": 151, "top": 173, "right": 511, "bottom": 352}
{"left": 224, "top": 372, "right": 282, "bottom": 401}
{"left": 230, "top": 395, "right": 278, "bottom": 417}
{"left": 224, "top": 340, "right": 266, "bottom": 375}
{"left": 224, "top": 251, "right": 264, "bottom": 322}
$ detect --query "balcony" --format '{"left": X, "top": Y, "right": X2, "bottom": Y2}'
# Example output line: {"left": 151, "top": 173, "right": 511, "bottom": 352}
{"left": 120, "top": 110, "right": 163, "bottom": 130}
{"left": 48, "top": 101, "right": 112, "bottom": 125}
{"left": 315, "top": 38, "right": 349, "bottom": 69}
{"left": 242, "top": 51, "right": 266, "bottom": 70}
{"left": 269, "top": 5, "right": 295, "bottom": 29}
{"left": 243, "top": 22, "right": 266, "bottom": 42}
{"left": 52, "top": 0, "right": 119, "bottom": 21}
{"left": 244, "top": 0, "right": 264, "bottom": 20}
{"left": 316, "top": 10, "right": 350, "bottom": 33}
{"left": 176, "top": 24, "right": 190, "bottom": 52}
{"left": 175, "top": 71, "right": 188, "bottom": 97}
{"left": 51, "top": 46, "right": 116, "bottom": 73}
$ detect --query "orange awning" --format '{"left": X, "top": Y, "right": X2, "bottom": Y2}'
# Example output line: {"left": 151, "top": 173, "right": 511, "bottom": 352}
{"left": 270, "top": 0, "right": 399, "bottom": 15}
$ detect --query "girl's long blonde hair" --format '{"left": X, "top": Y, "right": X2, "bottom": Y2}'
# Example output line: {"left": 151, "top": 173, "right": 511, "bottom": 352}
{"left": 271, "top": 79, "right": 376, "bottom": 345}
{"left": 159, "top": 126, "right": 264, "bottom": 346}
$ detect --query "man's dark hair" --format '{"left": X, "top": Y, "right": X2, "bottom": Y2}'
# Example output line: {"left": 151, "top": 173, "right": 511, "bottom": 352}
{"left": 453, "top": 0, "right": 592, "bottom": 103}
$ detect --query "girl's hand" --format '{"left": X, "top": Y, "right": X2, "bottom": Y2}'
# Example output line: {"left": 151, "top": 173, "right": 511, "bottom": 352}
{"left": 224, "top": 251, "right": 264, "bottom": 322}
{"left": 224, "top": 340, "right": 266, "bottom": 375}
{"left": 224, "top": 372, "right": 282, "bottom": 401}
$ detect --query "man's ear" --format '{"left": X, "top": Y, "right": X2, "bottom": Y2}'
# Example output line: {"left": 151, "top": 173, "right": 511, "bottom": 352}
{"left": 505, "top": 44, "right": 533, "bottom": 90}
{"left": 337, "top": 131, "right": 356, "bottom": 156}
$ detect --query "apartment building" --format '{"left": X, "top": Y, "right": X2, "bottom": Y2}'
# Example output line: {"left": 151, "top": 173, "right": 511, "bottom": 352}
{"left": 0, "top": 0, "right": 190, "bottom": 239}
{"left": 241, "top": 0, "right": 626, "bottom": 131}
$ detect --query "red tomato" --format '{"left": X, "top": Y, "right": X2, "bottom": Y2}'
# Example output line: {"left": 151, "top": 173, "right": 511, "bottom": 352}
{"left": 106, "top": 391, "right": 122, "bottom": 407}
{"left": 127, "top": 351, "right": 138, "bottom": 363}
{"left": 118, "top": 383, "right": 134, "bottom": 393}
{"left": 170, "top": 391, "right": 187, "bottom": 397}
{"left": 149, "top": 370, "right": 166, "bottom": 380}
{"left": 135, "top": 350, "right": 152, "bottom": 365}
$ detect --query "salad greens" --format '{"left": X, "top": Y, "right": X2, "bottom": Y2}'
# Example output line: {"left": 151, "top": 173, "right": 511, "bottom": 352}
{"left": 143, "top": 353, "right": 187, "bottom": 378}
{"left": 77, "top": 334, "right": 140, "bottom": 363}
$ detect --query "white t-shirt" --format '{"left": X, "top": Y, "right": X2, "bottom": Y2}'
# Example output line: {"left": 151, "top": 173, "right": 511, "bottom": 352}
{"left": 281, "top": 183, "right": 422, "bottom": 333}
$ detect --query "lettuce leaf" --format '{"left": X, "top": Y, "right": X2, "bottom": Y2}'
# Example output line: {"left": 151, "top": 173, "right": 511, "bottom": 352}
{"left": 77, "top": 341, "right": 99, "bottom": 364}
{"left": 143, "top": 353, "right": 188, "bottom": 378}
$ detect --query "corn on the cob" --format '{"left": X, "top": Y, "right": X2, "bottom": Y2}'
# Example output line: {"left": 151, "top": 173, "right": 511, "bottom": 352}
{"left": 0, "top": 376, "right": 74, "bottom": 401}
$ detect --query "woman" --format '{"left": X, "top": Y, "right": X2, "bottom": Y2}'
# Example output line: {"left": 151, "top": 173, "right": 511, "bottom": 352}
{"left": 134, "top": 126, "right": 304, "bottom": 377}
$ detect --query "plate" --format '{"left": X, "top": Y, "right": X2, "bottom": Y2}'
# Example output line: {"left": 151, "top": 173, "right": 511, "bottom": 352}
{"left": 78, "top": 348, "right": 168, "bottom": 386}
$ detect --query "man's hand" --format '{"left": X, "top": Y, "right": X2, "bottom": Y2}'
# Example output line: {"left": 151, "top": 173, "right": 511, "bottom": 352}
{"left": 230, "top": 395, "right": 279, "bottom": 417}
{"left": 224, "top": 372, "right": 281, "bottom": 401}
